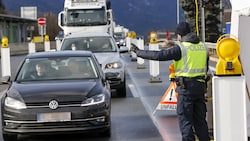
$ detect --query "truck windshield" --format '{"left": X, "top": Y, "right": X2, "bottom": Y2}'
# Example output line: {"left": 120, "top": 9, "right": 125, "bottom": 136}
{"left": 65, "top": 7, "right": 107, "bottom": 26}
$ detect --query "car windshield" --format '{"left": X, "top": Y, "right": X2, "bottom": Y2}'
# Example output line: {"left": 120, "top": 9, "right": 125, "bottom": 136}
{"left": 61, "top": 36, "right": 117, "bottom": 53}
{"left": 16, "top": 56, "right": 99, "bottom": 82}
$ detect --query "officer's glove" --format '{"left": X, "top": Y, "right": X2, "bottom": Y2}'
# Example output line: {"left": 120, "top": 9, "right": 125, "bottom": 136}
{"left": 205, "top": 75, "right": 211, "bottom": 82}
{"left": 166, "top": 41, "right": 176, "bottom": 48}
{"left": 130, "top": 44, "right": 139, "bottom": 53}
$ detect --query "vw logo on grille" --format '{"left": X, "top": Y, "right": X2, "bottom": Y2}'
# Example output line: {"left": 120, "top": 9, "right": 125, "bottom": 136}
{"left": 49, "top": 100, "right": 59, "bottom": 110}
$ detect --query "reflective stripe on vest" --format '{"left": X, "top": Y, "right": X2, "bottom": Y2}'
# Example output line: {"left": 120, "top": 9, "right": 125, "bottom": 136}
{"left": 174, "top": 41, "right": 207, "bottom": 77}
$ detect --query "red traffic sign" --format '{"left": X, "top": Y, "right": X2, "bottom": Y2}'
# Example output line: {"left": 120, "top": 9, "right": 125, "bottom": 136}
{"left": 38, "top": 18, "right": 46, "bottom": 26}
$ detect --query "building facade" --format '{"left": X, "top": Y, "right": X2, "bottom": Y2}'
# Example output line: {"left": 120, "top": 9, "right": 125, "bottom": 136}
{"left": 0, "top": 14, "right": 36, "bottom": 43}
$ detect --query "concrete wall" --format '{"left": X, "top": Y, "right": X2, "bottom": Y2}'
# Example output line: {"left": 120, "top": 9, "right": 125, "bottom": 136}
{"left": 239, "top": 16, "right": 250, "bottom": 97}
{"left": 238, "top": 15, "right": 250, "bottom": 137}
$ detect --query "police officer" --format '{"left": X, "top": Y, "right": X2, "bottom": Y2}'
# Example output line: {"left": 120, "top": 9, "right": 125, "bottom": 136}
{"left": 130, "top": 22, "right": 210, "bottom": 141}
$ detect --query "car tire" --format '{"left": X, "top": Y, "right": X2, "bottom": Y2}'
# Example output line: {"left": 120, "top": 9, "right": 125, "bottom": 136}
{"left": 116, "top": 75, "right": 126, "bottom": 97}
{"left": 3, "top": 134, "right": 17, "bottom": 141}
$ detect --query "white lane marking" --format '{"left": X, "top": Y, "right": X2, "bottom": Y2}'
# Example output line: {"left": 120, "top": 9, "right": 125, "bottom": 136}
{"left": 128, "top": 84, "right": 139, "bottom": 97}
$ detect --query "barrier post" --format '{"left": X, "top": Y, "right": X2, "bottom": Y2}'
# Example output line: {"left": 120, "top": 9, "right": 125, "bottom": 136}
{"left": 56, "top": 38, "right": 61, "bottom": 51}
{"left": 212, "top": 76, "right": 247, "bottom": 141}
{"left": 149, "top": 31, "right": 161, "bottom": 83}
{"left": 28, "top": 40, "right": 36, "bottom": 53}
{"left": 136, "top": 37, "right": 145, "bottom": 69}
{"left": 44, "top": 35, "right": 50, "bottom": 51}
{"left": 1, "top": 37, "right": 11, "bottom": 77}
{"left": 212, "top": 34, "right": 247, "bottom": 141}
{"left": 130, "top": 31, "right": 137, "bottom": 61}
{"left": 126, "top": 32, "right": 131, "bottom": 50}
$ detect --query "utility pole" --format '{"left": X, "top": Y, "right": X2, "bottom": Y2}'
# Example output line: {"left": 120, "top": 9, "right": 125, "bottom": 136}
{"left": 220, "top": 0, "right": 223, "bottom": 32}
{"left": 201, "top": 0, "right": 205, "bottom": 42}
{"left": 177, "top": 0, "right": 180, "bottom": 24}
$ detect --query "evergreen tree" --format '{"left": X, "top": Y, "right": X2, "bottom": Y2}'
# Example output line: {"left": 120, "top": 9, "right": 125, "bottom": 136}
{"left": 180, "top": 0, "right": 222, "bottom": 42}
{"left": 204, "top": 0, "right": 221, "bottom": 42}
{"left": 0, "top": 0, "right": 7, "bottom": 14}
{"left": 180, "top": 0, "right": 197, "bottom": 33}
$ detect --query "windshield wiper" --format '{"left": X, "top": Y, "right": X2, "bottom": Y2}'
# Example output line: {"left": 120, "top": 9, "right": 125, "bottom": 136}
{"left": 89, "top": 21, "right": 106, "bottom": 25}
{"left": 66, "top": 23, "right": 86, "bottom": 26}
{"left": 66, "top": 21, "right": 106, "bottom": 26}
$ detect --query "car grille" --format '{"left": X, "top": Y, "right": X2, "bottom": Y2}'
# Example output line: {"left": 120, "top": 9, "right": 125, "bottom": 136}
{"left": 18, "top": 120, "right": 93, "bottom": 129}
{"left": 105, "top": 72, "right": 122, "bottom": 87}
{"left": 26, "top": 101, "right": 82, "bottom": 108}
{"left": 105, "top": 72, "right": 120, "bottom": 79}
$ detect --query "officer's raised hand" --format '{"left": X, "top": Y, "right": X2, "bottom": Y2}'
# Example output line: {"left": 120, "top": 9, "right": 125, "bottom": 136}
{"left": 130, "top": 44, "right": 139, "bottom": 53}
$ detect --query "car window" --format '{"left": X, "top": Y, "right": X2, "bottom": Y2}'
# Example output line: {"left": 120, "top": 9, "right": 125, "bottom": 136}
{"left": 61, "top": 36, "right": 117, "bottom": 52}
{"left": 16, "top": 56, "right": 99, "bottom": 81}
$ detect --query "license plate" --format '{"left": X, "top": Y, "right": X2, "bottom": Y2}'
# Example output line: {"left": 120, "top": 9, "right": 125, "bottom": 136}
{"left": 37, "top": 112, "right": 71, "bottom": 122}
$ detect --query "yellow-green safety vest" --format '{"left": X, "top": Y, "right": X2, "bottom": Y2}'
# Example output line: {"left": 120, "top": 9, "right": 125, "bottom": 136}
{"left": 174, "top": 41, "right": 207, "bottom": 77}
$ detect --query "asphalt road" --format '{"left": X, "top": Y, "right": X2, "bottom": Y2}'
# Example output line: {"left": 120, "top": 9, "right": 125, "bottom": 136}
{"left": 123, "top": 53, "right": 182, "bottom": 141}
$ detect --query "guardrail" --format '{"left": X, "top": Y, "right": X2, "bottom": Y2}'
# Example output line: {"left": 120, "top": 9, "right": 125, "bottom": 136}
{"left": 205, "top": 42, "right": 218, "bottom": 62}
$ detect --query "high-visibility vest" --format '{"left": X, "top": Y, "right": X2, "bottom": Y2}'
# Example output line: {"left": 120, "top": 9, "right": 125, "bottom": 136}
{"left": 174, "top": 41, "right": 207, "bottom": 77}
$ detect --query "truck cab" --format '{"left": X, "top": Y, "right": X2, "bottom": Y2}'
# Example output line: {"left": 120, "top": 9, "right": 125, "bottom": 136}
{"left": 58, "top": 0, "right": 113, "bottom": 36}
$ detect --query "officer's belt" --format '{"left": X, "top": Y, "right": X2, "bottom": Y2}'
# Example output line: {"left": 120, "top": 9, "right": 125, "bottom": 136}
{"left": 176, "top": 76, "right": 205, "bottom": 82}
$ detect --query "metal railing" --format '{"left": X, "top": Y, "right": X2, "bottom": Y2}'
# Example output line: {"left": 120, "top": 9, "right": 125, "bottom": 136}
{"left": 205, "top": 42, "right": 218, "bottom": 62}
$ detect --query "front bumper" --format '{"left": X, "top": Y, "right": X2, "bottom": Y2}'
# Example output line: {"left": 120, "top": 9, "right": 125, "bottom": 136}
{"left": 3, "top": 116, "right": 110, "bottom": 134}
{"left": 105, "top": 71, "right": 125, "bottom": 89}
{"left": 2, "top": 103, "right": 110, "bottom": 135}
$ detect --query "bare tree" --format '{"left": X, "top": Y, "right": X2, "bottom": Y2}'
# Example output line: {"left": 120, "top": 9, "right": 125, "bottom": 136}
{"left": 34, "top": 12, "right": 61, "bottom": 41}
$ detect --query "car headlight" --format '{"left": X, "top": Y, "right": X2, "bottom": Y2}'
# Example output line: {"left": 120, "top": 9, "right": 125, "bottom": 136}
{"left": 120, "top": 39, "right": 124, "bottom": 43}
{"left": 81, "top": 94, "right": 105, "bottom": 106}
{"left": 105, "top": 62, "right": 122, "bottom": 69}
{"left": 4, "top": 97, "right": 27, "bottom": 109}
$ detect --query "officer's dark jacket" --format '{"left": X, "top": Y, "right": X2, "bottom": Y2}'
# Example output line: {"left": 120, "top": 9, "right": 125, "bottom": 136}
{"left": 136, "top": 32, "right": 209, "bottom": 72}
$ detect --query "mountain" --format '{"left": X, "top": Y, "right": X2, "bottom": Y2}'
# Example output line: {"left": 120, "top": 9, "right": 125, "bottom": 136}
{"left": 112, "top": 0, "right": 183, "bottom": 36}
{"left": 2, "top": 0, "right": 64, "bottom": 14}
{"left": 2, "top": 0, "right": 183, "bottom": 36}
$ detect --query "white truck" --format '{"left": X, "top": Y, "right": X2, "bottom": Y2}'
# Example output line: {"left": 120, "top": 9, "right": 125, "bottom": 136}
{"left": 58, "top": 0, "right": 114, "bottom": 36}
{"left": 114, "top": 25, "right": 125, "bottom": 38}
{"left": 113, "top": 25, "right": 128, "bottom": 46}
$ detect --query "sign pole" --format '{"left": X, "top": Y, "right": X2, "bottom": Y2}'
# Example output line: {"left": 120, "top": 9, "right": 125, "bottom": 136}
{"left": 38, "top": 18, "right": 46, "bottom": 42}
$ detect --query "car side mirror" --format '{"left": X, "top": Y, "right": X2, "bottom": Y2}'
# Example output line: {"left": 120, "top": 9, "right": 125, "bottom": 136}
{"left": 0, "top": 76, "right": 11, "bottom": 85}
{"left": 116, "top": 42, "right": 121, "bottom": 48}
{"left": 119, "top": 46, "right": 128, "bottom": 53}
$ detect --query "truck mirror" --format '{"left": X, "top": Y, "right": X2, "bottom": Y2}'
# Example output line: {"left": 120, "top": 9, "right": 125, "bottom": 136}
{"left": 58, "top": 12, "right": 65, "bottom": 26}
{"left": 106, "top": 0, "right": 111, "bottom": 9}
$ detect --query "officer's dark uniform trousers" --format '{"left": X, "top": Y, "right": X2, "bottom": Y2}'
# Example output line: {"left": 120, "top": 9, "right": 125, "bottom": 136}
{"left": 176, "top": 78, "right": 210, "bottom": 141}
